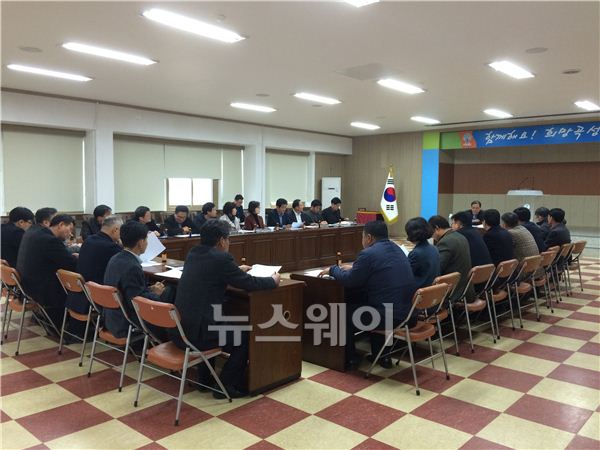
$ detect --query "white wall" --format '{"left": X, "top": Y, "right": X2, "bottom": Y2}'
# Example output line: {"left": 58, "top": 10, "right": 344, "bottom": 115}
{"left": 1, "top": 91, "right": 352, "bottom": 213}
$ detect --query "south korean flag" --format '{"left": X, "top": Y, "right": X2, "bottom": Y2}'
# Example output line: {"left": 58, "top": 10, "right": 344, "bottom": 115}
{"left": 380, "top": 167, "right": 398, "bottom": 224}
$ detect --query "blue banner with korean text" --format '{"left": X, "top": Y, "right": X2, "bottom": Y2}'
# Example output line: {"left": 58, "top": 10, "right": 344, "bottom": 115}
{"left": 459, "top": 122, "right": 600, "bottom": 148}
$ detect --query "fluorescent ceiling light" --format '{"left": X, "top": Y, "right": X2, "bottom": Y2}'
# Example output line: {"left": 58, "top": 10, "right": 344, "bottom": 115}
{"left": 574, "top": 100, "right": 600, "bottom": 111}
{"left": 294, "top": 92, "right": 341, "bottom": 105}
{"left": 62, "top": 42, "right": 156, "bottom": 66}
{"left": 6, "top": 64, "right": 92, "bottom": 82}
{"left": 345, "top": 0, "right": 380, "bottom": 7}
{"left": 377, "top": 78, "right": 424, "bottom": 94}
{"left": 411, "top": 116, "right": 440, "bottom": 125}
{"left": 484, "top": 108, "right": 513, "bottom": 119}
{"left": 488, "top": 60, "right": 534, "bottom": 79}
{"left": 143, "top": 8, "right": 245, "bottom": 43}
{"left": 231, "top": 102, "right": 276, "bottom": 113}
{"left": 351, "top": 121, "right": 380, "bottom": 130}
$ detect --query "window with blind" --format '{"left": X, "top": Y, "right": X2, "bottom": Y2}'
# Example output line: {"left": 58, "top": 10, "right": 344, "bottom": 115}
{"left": 265, "top": 150, "right": 309, "bottom": 207}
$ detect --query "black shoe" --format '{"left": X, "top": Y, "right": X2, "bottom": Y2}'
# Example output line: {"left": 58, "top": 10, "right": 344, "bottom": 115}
{"left": 345, "top": 354, "right": 362, "bottom": 370}
{"left": 213, "top": 385, "right": 247, "bottom": 399}
{"left": 367, "top": 354, "right": 393, "bottom": 369}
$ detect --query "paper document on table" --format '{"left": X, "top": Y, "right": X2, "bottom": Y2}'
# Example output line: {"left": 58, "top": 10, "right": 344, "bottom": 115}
{"left": 140, "top": 232, "right": 166, "bottom": 262}
{"left": 141, "top": 261, "right": 161, "bottom": 267}
{"left": 155, "top": 269, "right": 183, "bottom": 279}
{"left": 304, "top": 269, "right": 324, "bottom": 278}
{"left": 248, "top": 264, "right": 281, "bottom": 277}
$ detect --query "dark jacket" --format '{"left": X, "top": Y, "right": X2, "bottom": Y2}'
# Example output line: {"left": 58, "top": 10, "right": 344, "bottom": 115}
{"left": 163, "top": 214, "right": 199, "bottom": 236}
{"left": 536, "top": 219, "right": 551, "bottom": 240}
{"left": 483, "top": 226, "right": 515, "bottom": 266}
{"left": 435, "top": 230, "right": 474, "bottom": 302}
{"left": 408, "top": 241, "right": 440, "bottom": 289}
{"left": 266, "top": 210, "right": 293, "bottom": 228}
{"left": 244, "top": 214, "right": 265, "bottom": 230}
{"left": 545, "top": 223, "right": 571, "bottom": 249}
{"left": 103, "top": 250, "right": 159, "bottom": 338}
{"left": 457, "top": 227, "right": 493, "bottom": 268}
{"left": 1, "top": 223, "right": 25, "bottom": 267}
{"left": 172, "top": 245, "right": 277, "bottom": 347}
{"left": 16, "top": 227, "right": 77, "bottom": 308}
{"left": 235, "top": 206, "right": 245, "bottom": 223}
{"left": 521, "top": 221, "right": 547, "bottom": 252}
{"left": 469, "top": 210, "right": 484, "bottom": 225}
{"left": 307, "top": 210, "right": 323, "bottom": 223}
{"left": 81, "top": 217, "right": 102, "bottom": 241}
{"left": 126, "top": 219, "right": 161, "bottom": 234}
{"left": 288, "top": 210, "right": 313, "bottom": 225}
{"left": 329, "top": 239, "right": 416, "bottom": 322}
{"left": 193, "top": 214, "right": 208, "bottom": 231}
{"left": 322, "top": 206, "right": 342, "bottom": 224}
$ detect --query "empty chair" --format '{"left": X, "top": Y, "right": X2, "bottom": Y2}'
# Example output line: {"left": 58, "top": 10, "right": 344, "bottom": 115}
{"left": 131, "top": 296, "right": 230, "bottom": 425}
{"left": 568, "top": 241, "right": 587, "bottom": 292}
{"left": 510, "top": 255, "right": 543, "bottom": 327}
{"left": 487, "top": 259, "right": 520, "bottom": 337}
{"left": 432, "top": 272, "right": 462, "bottom": 355}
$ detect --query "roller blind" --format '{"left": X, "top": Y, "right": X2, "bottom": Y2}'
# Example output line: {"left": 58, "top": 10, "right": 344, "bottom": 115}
{"left": 265, "top": 150, "right": 309, "bottom": 207}
{"left": 221, "top": 148, "right": 243, "bottom": 205}
{"left": 164, "top": 143, "right": 221, "bottom": 179}
{"left": 2, "top": 128, "right": 84, "bottom": 213}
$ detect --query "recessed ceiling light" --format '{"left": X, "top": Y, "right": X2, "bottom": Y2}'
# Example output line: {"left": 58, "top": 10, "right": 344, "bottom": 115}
{"left": 411, "top": 116, "right": 440, "bottom": 125}
{"left": 525, "top": 47, "right": 548, "bottom": 54}
{"left": 230, "top": 102, "right": 276, "bottom": 113}
{"left": 377, "top": 78, "right": 424, "bottom": 94}
{"left": 7, "top": 64, "right": 92, "bottom": 82}
{"left": 488, "top": 60, "right": 534, "bottom": 79}
{"left": 294, "top": 92, "right": 341, "bottom": 105}
{"left": 574, "top": 100, "right": 600, "bottom": 111}
{"left": 484, "top": 108, "right": 513, "bottom": 119}
{"left": 562, "top": 69, "right": 581, "bottom": 75}
{"left": 143, "top": 8, "right": 245, "bottom": 43}
{"left": 18, "top": 46, "right": 42, "bottom": 53}
{"left": 345, "top": 0, "right": 380, "bottom": 7}
{"left": 62, "top": 42, "right": 156, "bottom": 66}
{"left": 256, "top": 93, "right": 270, "bottom": 97}
{"left": 351, "top": 121, "right": 380, "bottom": 130}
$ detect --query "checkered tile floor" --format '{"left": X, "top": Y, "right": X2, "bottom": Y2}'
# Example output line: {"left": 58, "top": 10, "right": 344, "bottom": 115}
{"left": 2, "top": 259, "right": 599, "bottom": 450}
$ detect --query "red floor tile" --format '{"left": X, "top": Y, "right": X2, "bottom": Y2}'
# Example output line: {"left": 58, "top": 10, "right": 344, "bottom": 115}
{"left": 17, "top": 400, "right": 111, "bottom": 442}
{"left": 1, "top": 410, "right": 11, "bottom": 423}
{"left": 587, "top": 300, "right": 600, "bottom": 308}
{"left": 390, "top": 365, "right": 463, "bottom": 393}
{"left": 136, "top": 443, "right": 167, "bottom": 450}
{"left": 543, "top": 325, "right": 597, "bottom": 341}
{"left": 554, "top": 302, "right": 584, "bottom": 311}
{"left": 512, "top": 341, "right": 575, "bottom": 363}
{"left": 412, "top": 395, "right": 499, "bottom": 435}
{"left": 1, "top": 369, "right": 52, "bottom": 396}
{"left": 578, "top": 342, "right": 600, "bottom": 356}
{"left": 24, "top": 444, "right": 51, "bottom": 450}
{"left": 569, "top": 312, "right": 600, "bottom": 323}
{"left": 569, "top": 292, "right": 600, "bottom": 300}
{"left": 506, "top": 395, "right": 593, "bottom": 433}
{"left": 219, "top": 397, "right": 308, "bottom": 439}
{"left": 245, "top": 440, "right": 283, "bottom": 450}
{"left": 460, "top": 436, "right": 512, "bottom": 450}
{"left": 91, "top": 349, "right": 137, "bottom": 367}
{"left": 567, "top": 435, "right": 600, "bottom": 450}
{"left": 352, "top": 438, "right": 398, "bottom": 450}
{"left": 548, "top": 364, "right": 600, "bottom": 390}
{"left": 119, "top": 400, "right": 211, "bottom": 440}
{"left": 2, "top": 327, "right": 41, "bottom": 342}
{"left": 522, "top": 312, "right": 562, "bottom": 324}
{"left": 469, "top": 365, "right": 543, "bottom": 392}
{"left": 142, "top": 374, "right": 195, "bottom": 398}
{"left": 450, "top": 342, "right": 506, "bottom": 363}
{"left": 309, "top": 369, "right": 382, "bottom": 394}
{"left": 498, "top": 326, "right": 537, "bottom": 341}
{"left": 317, "top": 395, "right": 404, "bottom": 437}
{"left": 14, "top": 346, "right": 79, "bottom": 369}
{"left": 58, "top": 368, "right": 136, "bottom": 398}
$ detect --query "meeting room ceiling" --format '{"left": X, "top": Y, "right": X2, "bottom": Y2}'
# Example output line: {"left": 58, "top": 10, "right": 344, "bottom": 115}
{"left": 2, "top": 1, "right": 599, "bottom": 136}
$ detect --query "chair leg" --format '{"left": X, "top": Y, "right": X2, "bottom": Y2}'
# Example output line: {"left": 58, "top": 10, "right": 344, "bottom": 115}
{"left": 485, "top": 292, "right": 496, "bottom": 344}
{"left": 506, "top": 288, "right": 516, "bottom": 331}
{"left": 87, "top": 317, "right": 101, "bottom": 377}
{"left": 133, "top": 336, "right": 149, "bottom": 407}
{"left": 175, "top": 348, "right": 190, "bottom": 426}
{"left": 427, "top": 337, "right": 435, "bottom": 369}
{"left": 405, "top": 331, "right": 419, "bottom": 396}
{"left": 531, "top": 277, "right": 541, "bottom": 322}
{"left": 205, "top": 358, "right": 231, "bottom": 402}
{"left": 15, "top": 301, "right": 28, "bottom": 356}
{"left": 365, "top": 331, "right": 394, "bottom": 378}
{"left": 463, "top": 299, "right": 475, "bottom": 353}
{"left": 58, "top": 308, "right": 68, "bottom": 355}
{"left": 514, "top": 283, "right": 524, "bottom": 328}
{"left": 1, "top": 303, "right": 12, "bottom": 342}
{"left": 119, "top": 325, "right": 132, "bottom": 392}
{"left": 545, "top": 278, "right": 554, "bottom": 314}
{"left": 565, "top": 266, "right": 572, "bottom": 296}
{"left": 577, "top": 261, "right": 583, "bottom": 291}
{"left": 436, "top": 317, "right": 449, "bottom": 380}
{"left": 78, "top": 310, "right": 93, "bottom": 367}
{"left": 448, "top": 304, "right": 459, "bottom": 356}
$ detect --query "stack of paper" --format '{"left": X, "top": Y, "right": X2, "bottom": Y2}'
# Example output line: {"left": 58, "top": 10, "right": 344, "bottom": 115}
{"left": 155, "top": 269, "right": 183, "bottom": 279}
{"left": 140, "top": 233, "right": 166, "bottom": 262}
{"left": 248, "top": 264, "right": 281, "bottom": 277}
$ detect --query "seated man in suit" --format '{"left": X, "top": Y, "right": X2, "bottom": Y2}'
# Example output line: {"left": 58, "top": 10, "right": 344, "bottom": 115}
{"left": 20, "top": 207, "right": 58, "bottom": 251}
{"left": 234, "top": 194, "right": 245, "bottom": 224}
{"left": 451, "top": 211, "right": 492, "bottom": 268}
{"left": 17, "top": 214, "right": 78, "bottom": 330}
{"left": 534, "top": 207, "right": 551, "bottom": 239}
{"left": 194, "top": 202, "right": 217, "bottom": 231}
{"left": 405, "top": 217, "right": 440, "bottom": 289}
{"left": 501, "top": 212, "right": 539, "bottom": 262}
{"left": 319, "top": 220, "right": 416, "bottom": 369}
{"left": 428, "top": 215, "right": 474, "bottom": 303}
{"left": 172, "top": 220, "right": 280, "bottom": 398}
{"left": 164, "top": 205, "right": 198, "bottom": 236}
{"left": 103, "top": 221, "right": 170, "bottom": 339}
{"left": 81, "top": 204, "right": 112, "bottom": 241}
{"left": 307, "top": 199, "right": 328, "bottom": 226}
{"left": 514, "top": 207, "right": 546, "bottom": 252}
{"left": 545, "top": 208, "right": 571, "bottom": 248}
{"left": 1, "top": 207, "right": 34, "bottom": 267}
{"left": 322, "top": 197, "right": 343, "bottom": 224}
{"left": 244, "top": 201, "right": 266, "bottom": 230}
{"left": 288, "top": 199, "right": 312, "bottom": 226}
{"left": 469, "top": 200, "right": 484, "bottom": 225}
{"left": 266, "top": 198, "right": 293, "bottom": 228}
{"left": 68, "top": 216, "right": 123, "bottom": 314}
{"left": 132, "top": 206, "right": 161, "bottom": 235}
{"left": 482, "top": 209, "right": 515, "bottom": 266}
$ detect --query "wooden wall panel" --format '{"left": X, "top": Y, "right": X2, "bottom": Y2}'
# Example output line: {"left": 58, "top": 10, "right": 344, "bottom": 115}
{"left": 438, "top": 163, "right": 455, "bottom": 194}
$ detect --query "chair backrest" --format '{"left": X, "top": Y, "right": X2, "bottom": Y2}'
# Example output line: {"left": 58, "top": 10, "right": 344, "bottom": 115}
{"left": 571, "top": 240, "right": 586, "bottom": 256}
{"left": 412, "top": 283, "right": 449, "bottom": 310}
{"left": 540, "top": 250, "right": 557, "bottom": 269}
{"left": 469, "top": 264, "right": 496, "bottom": 285}
{"left": 1, "top": 264, "right": 20, "bottom": 287}
{"left": 521, "top": 254, "right": 542, "bottom": 276}
{"left": 56, "top": 269, "right": 86, "bottom": 293}
{"left": 0, "top": 259, "right": 9, "bottom": 267}
{"left": 85, "top": 281, "right": 120, "bottom": 309}
{"left": 433, "top": 272, "right": 461, "bottom": 303}
{"left": 132, "top": 296, "right": 179, "bottom": 329}
{"left": 560, "top": 243, "right": 574, "bottom": 258}
{"left": 496, "top": 259, "right": 519, "bottom": 278}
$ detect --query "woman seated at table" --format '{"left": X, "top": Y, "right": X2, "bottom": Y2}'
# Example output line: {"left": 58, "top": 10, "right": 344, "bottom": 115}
{"left": 219, "top": 202, "right": 241, "bottom": 231}
{"left": 244, "top": 201, "right": 266, "bottom": 230}
{"left": 405, "top": 217, "right": 440, "bottom": 289}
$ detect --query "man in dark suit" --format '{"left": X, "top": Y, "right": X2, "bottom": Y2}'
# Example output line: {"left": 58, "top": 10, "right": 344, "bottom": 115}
{"left": 132, "top": 206, "right": 161, "bottom": 235}
{"left": 193, "top": 202, "right": 218, "bottom": 231}
{"left": 1, "top": 207, "right": 34, "bottom": 267}
{"left": 319, "top": 221, "right": 417, "bottom": 369}
{"left": 266, "top": 198, "right": 293, "bottom": 228}
{"left": 19, "top": 207, "right": 58, "bottom": 252}
{"left": 429, "top": 215, "right": 474, "bottom": 303}
{"left": 81, "top": 205, "right": 112, "bottom": 241}
{"left": 534, "top": 207, "right": 551, "bottom": 240}
{"left": 322, "top": 197, "right": 343, "bottom": 224}
{"left": 234, "top": 194, "right": 245, "bottom": 223}
{"left": 451, "top": 211, "right": 492, "bottom": 268}
{"left": 16, "top": 214, "right": 78, "bottom": 330}
{"left": 288, "top": 199, "right": 312, "bottom": 226}
{"left": 103, "top": 221, "right": 169, "bottom": 339}
{"left": 545, "top": 208, "right": 571, "bottom": 248}
{"left": 482, "top": 209, "right": 515, "bottom": 266}
{"left": 172, "top": 220, "right": 280, "bottom": 398}
{"left": 163, "top": 205, "right": 199, "bottom": 236}
{"left": 307, "top": 199, "right": 328, "bottom": 225}
{"left": 514, "top": 207, "right": 547, "bottom": 252}
{"left": 469, "top": 200, "right": 484, "bottom": 225}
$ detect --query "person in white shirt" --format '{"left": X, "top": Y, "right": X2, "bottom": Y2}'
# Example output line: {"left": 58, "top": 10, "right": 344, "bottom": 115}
{"left": 219, "top": 202, "right": 241, "bottom": 231}
{"left": 288, "top": 199, "right": 310, "bottom": 227}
